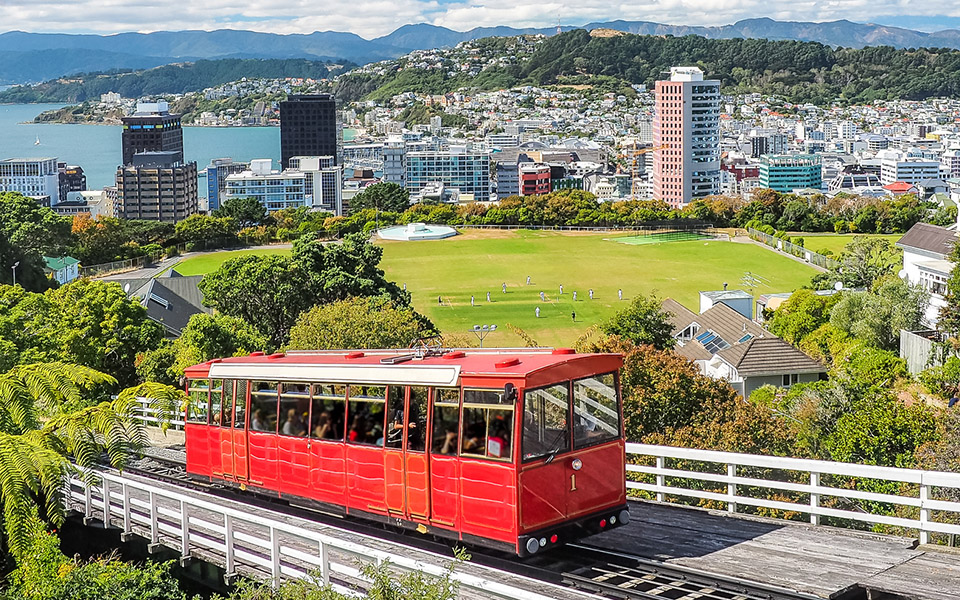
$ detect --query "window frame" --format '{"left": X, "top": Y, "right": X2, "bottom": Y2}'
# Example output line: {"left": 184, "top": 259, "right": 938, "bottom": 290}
{"left": 346, "top": 384, "right": 388, "bottom": 446}
{"left": 249, "top": 380, "right": 280, "bottom": 434}
{"left": 571, "top": 371, "right": 622, "bottom": 451}
{"left": 521, "top": 382, "right": 572, "bottom": 463}
{"left": 431, "top": 387, "right": 462, "bottom": 456}
{"left": 460, "top": 388, "right": 516, "bottom": 463}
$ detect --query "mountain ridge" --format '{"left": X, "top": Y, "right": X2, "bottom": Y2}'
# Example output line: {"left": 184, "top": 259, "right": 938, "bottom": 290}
{"left": 5, "top": 17, "right": 960, "bottom": 84}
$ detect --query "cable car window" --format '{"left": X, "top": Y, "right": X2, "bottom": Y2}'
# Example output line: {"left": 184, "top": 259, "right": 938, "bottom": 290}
{"left": 462, "top": 389, "right": 515, "bottom": 461}
{"left": 572, "top": 372, "right": 621, "bottom": 449}
{"left": 209, "top": 381, "right": 223, "bottom": 428}
{"left": 279, "top": 382, "right": 310, "bottom": 437}
{"left": 347, "top": 385, "right": 386, "bottom": 446}
{"left": 385, "top": 386, "right": 405, "bottom": 449}
{"left": 221, "top": 380, "right": 235, "bottom": 428}
{"left": 233, "top": 380, "right": 248, "bottom": 429}
{"left": 407, "top": 387, "right": 429, "bottom": 452}
{"left": 431, "top": 388, "right": 460, "bottom": 455}
{"left": 186, "top": 379, "right": 210, "bottom": 424}
{"left": 522, "top": 383, "right": 570, "bottom": 461}
{"left": 249, "top": 381, "right": 279, "bottom": 433}
{"left": 310, "top": 384, "right": 346, "bottom": 441}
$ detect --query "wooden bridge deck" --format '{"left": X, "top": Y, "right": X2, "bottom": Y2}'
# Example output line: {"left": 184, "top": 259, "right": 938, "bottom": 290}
{"left": 585, "top": 500, "right": 960, "bottom": 599}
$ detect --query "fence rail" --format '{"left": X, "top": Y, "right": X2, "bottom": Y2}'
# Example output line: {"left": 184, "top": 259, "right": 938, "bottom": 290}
{"left": 461, "top": 222, "right": 716, "bottom": 233}
{"left": 67, "top": 469, "right": 574, "bottom": 599}
{"left": 626, "top": 443, "right": 960, "bottom": 545}
{"left": 747, "top": 228, "right": 839, "bottom": 270}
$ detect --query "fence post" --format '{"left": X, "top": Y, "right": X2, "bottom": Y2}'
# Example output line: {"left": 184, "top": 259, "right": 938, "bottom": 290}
{"left": 180, "top": 499, "right": 190, "bottom": 558}
{"left": 225, "top": 514, "right": 235, "bottom": 576}
{"left": 919, "top": 482, "right": 930, "bottom": 545}
{"left": 150, "top": 491, "right": 159, "bottom": 545}
{"left": 122, "top": 481, "right": 132, "bottom": 539}
{"left": 270, "top": 526, "right": 281, "bottom": 588}
{"left": 102, "top": 479, "right": 111, "bottom": 529}
{"left": 655, "top": 456, "right": 666, "bottom": 502}
{"left": 319, "top": 540, "right": 330, "bottom": 585}
{"left": 727, "top": 464, "right": 737, "bottom": 514}
{"left": 84, "top": 479, "right": 92, "bottom": 521}
{"left": 810, "top": 472, "right": 821, "bottom": 525}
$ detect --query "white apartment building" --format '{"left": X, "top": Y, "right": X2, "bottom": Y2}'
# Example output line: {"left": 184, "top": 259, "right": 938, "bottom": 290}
{"left": 942, "top": 145, "right": 960, "bottom": 179}
{"left": 0, "top": 157, "right": 61, "bottom": 205}
{"left": 405, "top": 150, "right": 490, "bottom": 202}
{"left": 878, "top": 150, "right": 943, "bottom": 185}
{"left": 289, "top": 156, "right": 344, "bottom": 216}
{"left": 653, "top": 66, "right": 722, "bottom": 208}
{"left": 224, "top": 159, "right": 306, "bottom": 211}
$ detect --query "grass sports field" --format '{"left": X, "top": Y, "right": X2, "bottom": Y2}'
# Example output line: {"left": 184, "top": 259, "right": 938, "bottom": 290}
{"left": 788, "top": 233, "right": 902, "bottom": 256}
{"left": 379, "top": 229, "right": 815, "bottom": 347}
{"left": 174, "top": 247, "right": 292, "bottom": 276}
{"left": 173, "top": 230, "right": 816, "bottom": 347}
{"left": 612, "top": 230, "right": 713, "bottom": 245}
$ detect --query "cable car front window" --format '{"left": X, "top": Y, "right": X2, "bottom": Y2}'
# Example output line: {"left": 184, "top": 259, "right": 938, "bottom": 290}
{"left": 572, "top": 372, "right": 621, "bottom": 449}
{"left": 522, "top": 383, "right": 570, "bottom": 461}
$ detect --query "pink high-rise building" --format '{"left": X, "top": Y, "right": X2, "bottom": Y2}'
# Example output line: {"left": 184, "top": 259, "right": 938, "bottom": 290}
{"left": 653, "top": 67, "right": 722, "bottom": 208}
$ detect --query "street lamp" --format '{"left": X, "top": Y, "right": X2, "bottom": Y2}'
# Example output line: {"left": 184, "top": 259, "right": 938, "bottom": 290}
{"left": 11, "top": 261, "right": 19, "bottom": 287}
{"left": 471, "top": 324, "right": 497, "bottom": 348}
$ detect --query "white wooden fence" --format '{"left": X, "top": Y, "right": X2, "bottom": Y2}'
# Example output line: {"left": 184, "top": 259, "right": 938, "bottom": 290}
{"left": 626, "top": 443, "right": 960, "bottom": 545}
{"left": 65, "top": 469, "right": 579, "bottom": 599}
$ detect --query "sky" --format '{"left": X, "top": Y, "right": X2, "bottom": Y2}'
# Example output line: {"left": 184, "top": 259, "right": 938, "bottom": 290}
{"left": 3, "top": 1, "right": 960, "bottom": 38}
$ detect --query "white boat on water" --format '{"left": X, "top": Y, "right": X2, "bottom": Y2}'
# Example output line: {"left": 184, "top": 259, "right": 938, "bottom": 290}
{"left": 34, "top": 135, "right": 40, "bottom": 145}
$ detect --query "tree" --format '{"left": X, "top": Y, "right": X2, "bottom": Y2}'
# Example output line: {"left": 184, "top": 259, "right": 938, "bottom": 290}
{"left": 138, "top": 313, "right": 268, "bottom": 385}
{"left": 174, "top": 214, "right": 238, "bottom": 249}
{"left": 0, "top": 230, "right": 52, "bottom": 292}
{"left": 599, "top": 293, "right": 675, "bottom": 349}
{"left": 287, "top": 297, "right": 434, "bottom": 351}
{"left": 3, "top": 527, "right": 188, "bottom": 600}
{"left": 829, "top": 276, "right": 927, "bottom": 351}
{"left": 0, "top": 192, "right": 72, "bottom": 256}
{"left": 0, "top": 362, "right": 181, "bottom": 557}
{"left": 811, "top": 237, "right": 901, "bottom": 290}
{"left": 766, "top": 289, "right": 841, "bottom": 346}
{"left": 0, "top": 281, "right": 164, "bottom": 386}
{"left": 582, "top": 337, "right": 738, "bottom": 441}
{"left": 349, "top": 182, "right": 411, "bottom": 214}
{"left": 292, "top": 232, "right": 411, "bottom": 307}
{"left": 198, "top": 254, "right": 314, "bottom": 348}
{"left": 213, "top": 196, "right": 270, "bottom": 228}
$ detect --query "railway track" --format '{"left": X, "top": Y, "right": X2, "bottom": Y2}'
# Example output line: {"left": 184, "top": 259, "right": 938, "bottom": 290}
{"left": 121, "top": 450, "right": 824, "bottom": 600}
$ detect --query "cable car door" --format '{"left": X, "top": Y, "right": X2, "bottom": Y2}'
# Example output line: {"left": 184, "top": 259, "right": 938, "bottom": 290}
{"left": 384, "top": 386, "right": 431, "bottom": 520}
{"left": 231, "top": 379, "right": 249, "bottom": 482}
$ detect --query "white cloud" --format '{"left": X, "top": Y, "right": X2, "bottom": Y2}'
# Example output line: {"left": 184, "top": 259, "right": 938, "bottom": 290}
{"left": 2, "top": 0, "right": 960, "bottom": 38}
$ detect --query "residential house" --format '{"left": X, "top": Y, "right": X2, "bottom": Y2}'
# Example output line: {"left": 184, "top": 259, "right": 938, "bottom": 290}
{"left": 43, "top": 255, "right": 80, "bottom": 285}
{"left": 896, "top": 222, "right": 955, "bottom": 327}
{"left": 664, "top": 298, "right": 827, "bottom": 397}
{"left": 114, "top": 273, "right": 211, "bottom": 336}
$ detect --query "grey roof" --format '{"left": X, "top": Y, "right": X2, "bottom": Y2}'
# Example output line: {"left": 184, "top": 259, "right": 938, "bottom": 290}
{"left": 700, "top": 289, "right": 753, "bottom": 302}
{"left": 717, "top": 337, "right": 826, "bottom": 376}
{"left": 665, "top": 299, "right": 769, "bottom": 362}
{"left": 917, "top": 178, "right": 947, "bottom": 187}
{"left": 114, "top": 275, "right": 210, "bottom": 335}
{"left": 896, "top": 222, "right": 956, "bottom": 259}
{"left": 662, "top": 297, "right": 697, "bottom": 332}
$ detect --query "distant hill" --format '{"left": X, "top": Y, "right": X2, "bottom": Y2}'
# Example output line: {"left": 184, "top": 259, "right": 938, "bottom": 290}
{"left": 0, "top": 58, "right": 349, "bottom": 103}
{"left": 6, "top": 18, "right": 960, "bottom": 85}
{"left": 334, "top": 29, "right": 960, "bottom": 105}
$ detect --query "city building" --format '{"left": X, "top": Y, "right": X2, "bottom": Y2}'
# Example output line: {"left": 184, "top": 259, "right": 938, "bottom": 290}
{"left": 0, "top": 157, "right": 61, "bottom": 205}
{"left": 879, "top": 150, "right": 942, "bottom": 186}
{"left": 896, "top": 222, "right": 955, "bottom": 326}
{"left": 486, "top": 134, "right": 520, "bottom": 149}
{"left": 406, "top": 150, "right": 490, "bottom": 202}
{"left": 43, "top": 256, "right": 80, "bottom": 285}
{"left": 382, "top": 137, "right": 406, "bottom": 186}
{"left": 828, "top": 167, "right": 881, "bottom": 192}
{"left": 653, "top": 67, "right": 722, "bottom": 208}
{"left": 205, "top": 158, "right": 249, "bottom": 212}
{"left": 519, "top": 163, "right": 551, "bottom": 196}
{"left": 758, "top": 154, "right": 823, "bottom": 192}
{"left": 115, "top": 152, "right": 198, "bottom": 222}
{"left": 121, "top": 101, "right": 183, "bottom": 166}
{"left": 224, "top": 159, "right": 306, "bottom": 211}
{"left": 280, "top": 94, "right": 339, "bottom": 169}
{"left": 58, "top": 163, "right": 86, "bottom": 203}
{"left": 289, "top": 156, "right": 344, "bottom": 215}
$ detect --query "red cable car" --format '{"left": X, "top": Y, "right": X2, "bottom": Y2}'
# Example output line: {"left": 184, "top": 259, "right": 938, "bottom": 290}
{"left": 183, "top": 347, "right": 629, "bottom": 556}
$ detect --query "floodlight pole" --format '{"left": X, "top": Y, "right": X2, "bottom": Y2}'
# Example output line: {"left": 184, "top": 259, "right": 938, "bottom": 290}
{"left": 471, "top": 324, "right": 497, "bottom": 348}
{"left": 11, "top": 261, "right": 18, "bottom": 287}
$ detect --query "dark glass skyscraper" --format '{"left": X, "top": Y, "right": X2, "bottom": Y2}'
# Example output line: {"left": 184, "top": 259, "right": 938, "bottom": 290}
{"left": 121, "top": 101, "right": 183, "bottom": 166}
{"left": 280, "top": 94, "right": 339, "bottom": 169}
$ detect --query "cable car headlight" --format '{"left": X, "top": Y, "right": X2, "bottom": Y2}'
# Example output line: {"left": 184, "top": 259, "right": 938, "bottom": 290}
{"left": 571, "top": 458, "right": 583, "bottom": 471}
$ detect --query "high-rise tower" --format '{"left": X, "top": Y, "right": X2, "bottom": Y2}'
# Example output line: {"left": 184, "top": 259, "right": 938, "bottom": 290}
{"left": 280, "top": 95, "right": 340, "bottom": 169}
{"left": 121, "top": 101, "right": 183, "bottom": 166}
{"left": 652, "top": 67, "right": 721, "bottom": 208}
